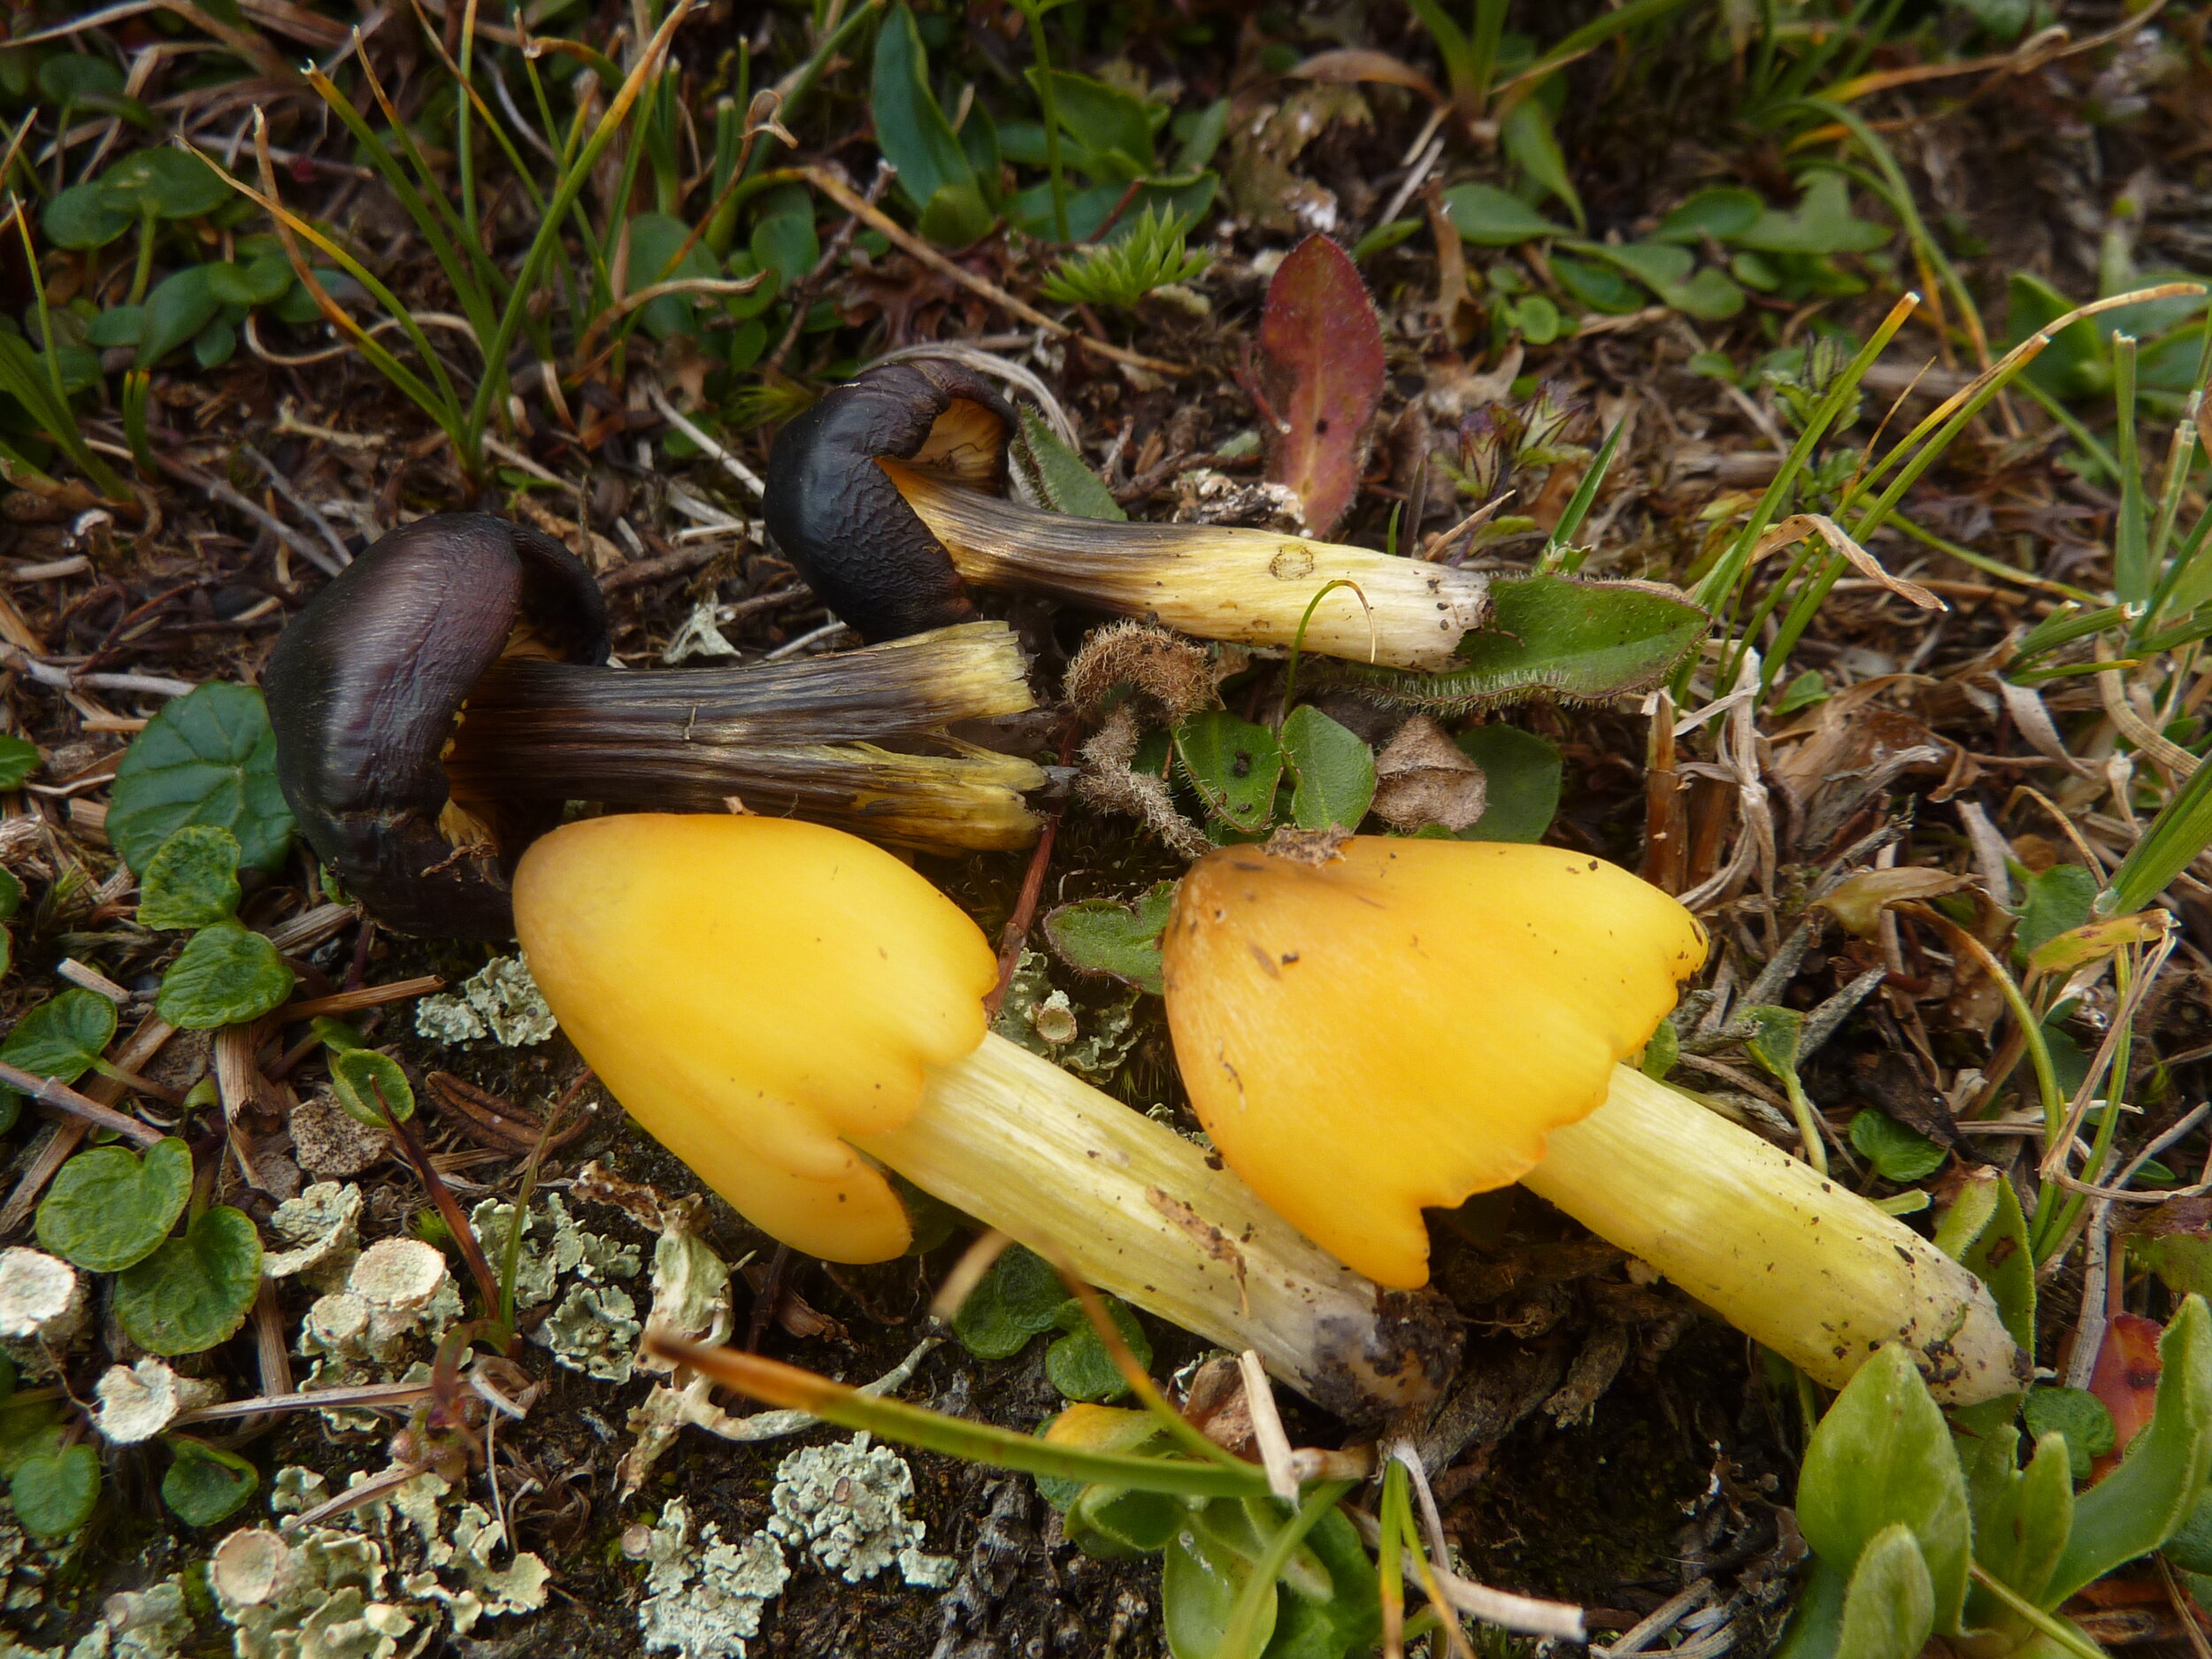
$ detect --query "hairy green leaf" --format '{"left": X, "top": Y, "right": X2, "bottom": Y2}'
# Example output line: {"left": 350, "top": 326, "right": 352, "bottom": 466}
{"left": 1042, "top": 883, "right": 1176, "bottom": 995}
{"left": 115, "top": 1206, "right": 263, "bottom": 1356}
{"left": 950, "top": 1244, "right": 1064, "bottom": 1360}
{"left": 36, "top": 1138, "right": 193, "bottom": 1272}
{"left": 1833, "top": 1525, "right": 1934, "bottom": 1659}
{"left": 1173, "top": 711, "right": 1283, "bottom": 835}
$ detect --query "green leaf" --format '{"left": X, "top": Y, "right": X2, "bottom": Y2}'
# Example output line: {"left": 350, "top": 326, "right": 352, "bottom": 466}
{"left": 1937, "top": 1170, "right": 2035, "bottom": 1354}
{"left": 2001, "top": 273, "right": 2108, "bottom": 402}
{"left": 1667, "top": 267, "right": 1748, "bottom": 321}
{"left": 2167, "top": 1487, "right": 2212, "bottom": 1574}
{"left": 155, "top": 921, "right": 294, "bottom": 1029}
{"left": 1796, "top": 1345, "right": 1971, "bottom": 1636}
{"left": 1551, "top": 252, "right": 1645, "bottom": 314}
{"left": 950, "top": 1243, "right": 1064, "bottom": 1359}
{"left": 1500, "top": 98, "right": 1583, "bottom": 230}
{"left": 41, "top": 183, "right": 132, "bottom": 252}
{"left": 1041, "top": 883, "right": 1176, "bottom": 995}
{"left": 9, "top": 1438, "right": 99, "bottom": 1538}
{"left": 1454, "top": 725, "right": 1561, "bottom": 842}
{"left": 2013, "top": 863, "right": 2097, "bottom": 962}
{"left": 160, "top": 1436, "right": 257, "bottom": 1526}
{"left": 134, "top": 265, "right": 221, "bottom": 369}
{"left": 2021, "top": 1387, "right": 2115, "bottom": 1481}
{"left": 749, "top": 186, "right": 818, "bottom": 288}
{"left": 87, "top": 304, "right": 144, "bottom": 349}
{"left": 1967, "top": 1429, "right": 2073, "bottom": 1609}
{"left": 114, "top": 1205, "right": 262, "bottom": 1356}
{"left": 2049, "top": 1294, "right": 2212, "bottom": 1602}
{"left": 96, "top": 149, "right": 229, "bottom": 220}
{"left": 38, "top": 55, "right": 126, "bottom": 103}
{"left": 202, "top": 255, "right": 291, "bottom": 308}
{"left": 1010, "top": 407, "right": 1125, "bottom": 521}
{"left": 1034, "top": 69, "right": 1156, "bottom": 177}
{"left": 0, "top": 736, "right": 29, "bottom": 792}
{"left": 1440, "top": 183, "right": 1569, "bottom": 246}
{"left": 1732, "top": 173, "right": 1889, "bottom": 256}
{"left": 1173, "top": 711, "right": 1284, "bottom": 835}
{"left": 872, "top": 4, "right": 982, "bottom": 239}
{"left": 1833, "top": 1525, "right": 1934, "bottom": 1659}
{"left": 1847, "top": 1110, "right": 1947, "bottom": 1183}
{"left": 109, "top": 681, "right": 293, "bottom": 876}
{"left": 1655, "top": 187, "right": 1764, "bottom": 243}
{"left": 1338, "top": 575, "right": 1709, "bottom": 712}
{"left": 1775, "top": 670, "right": 1830, "bottom": 716}
{"left": 35, "top": 1137, "right": 193, "bottom": 1272}
{"left": 1280, "top": 705, "right": 1376, "bottom": 832}
{"left": 137, "top": 824, "right": 242, "bottom": 930}
{"left": 1165, "top": 1507, "right": 1279, "bottom": 1659}
{"left": 329, "top": 1048, "right": 414, "bottom": 1128}
{"left": 0, "top": 867, "right": 18, "bottom": 921}
{"left": 1046, "top": 1296, "right": 1153, "bottom": 1402}
{"left": 625, "top": 211, "right": 721, "bottom": 341}
{"left": 1, "top": 988, "right": 118, "bottom": 1087}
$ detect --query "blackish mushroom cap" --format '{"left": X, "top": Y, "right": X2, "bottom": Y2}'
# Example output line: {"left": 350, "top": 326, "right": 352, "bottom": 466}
{"left": 762, "top": 361, "right": 1015, "bottom": 641}
{"left": 264, "top": 512, "right": 609, "bottom": 939}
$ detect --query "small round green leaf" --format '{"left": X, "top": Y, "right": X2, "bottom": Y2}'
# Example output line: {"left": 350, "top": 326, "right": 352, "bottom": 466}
{"left": 328, "top": 1048, "right": 413, "bottom": 1127}
{"left": 96, "top": 149, "right": 230, "bottom": 220}
{"left": 41, "top": 183, "right": 132, "bottom": 251}
{"left": 1046, "top": 1296, "right": 1153, "bottom": 1403}
{"left": 115, "top": 1206, "right": 263, "bottom": 1356}
{"left": 109, "top": 681, "right": 294, "bottom": 876}
{"left": 134, "top": 265, "right": 220, "bottom": 370}
{"left": 10, "top": 1438, "right": 99, "bottom": 1538}
{"left": 191, "top": 316, "right": 237, "bottom": 370}
{"left": 1, "top": 987, "right": 119, "bottom": 1086}
{"left": 37, "top": 56, "right": 125, "bottom": 103}
{"left": 949, "top": 1243, "right": 1064, "bottom": 1359}
{"left": 86, "top": 304, "right": 145, "bottom": 349}
{"left": 36, "top": 1138, "right": 194, "bottom": 1272}
{"left": 0, "top": 735, "right": 39, "bottom": 790}
{"left": 1848, "top": 1110, "right": 1948, "bottom": 1184}
{"left": 1455, "top": 725, "right": 1562, "bottom": 844}
{"left": 155, "top": 921, "right": 295, "bottom": 1029}
{"left": 137, "top": 825, "right": 242, "bottom": 931}
{"left": 160, "top": 1436, "right": 257, "bottom": 1526}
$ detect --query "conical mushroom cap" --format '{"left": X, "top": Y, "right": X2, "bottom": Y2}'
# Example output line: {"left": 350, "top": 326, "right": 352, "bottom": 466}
{"left": 1163, "top": 836, "right": 1706, "bottom": 1288}
{"left": 512, "top": 814, "right": 997, "bottom": 1261}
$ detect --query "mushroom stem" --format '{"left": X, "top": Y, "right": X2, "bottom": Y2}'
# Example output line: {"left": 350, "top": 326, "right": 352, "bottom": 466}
{"left": 881, "top": 462, "right": 1490, "bottom": 672}
{"left": 442, "top": 623, "right": 1045, "bottom": 852}
{"left": 857, "top": 1033, "right": 1463, "bottom": 1423}
{"left": 1522, "top": 1066, "right": 2025, "bottom": 1405}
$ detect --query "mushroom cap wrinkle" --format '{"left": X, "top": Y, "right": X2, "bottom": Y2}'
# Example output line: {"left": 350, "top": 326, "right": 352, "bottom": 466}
{"left": 513, "top": 814, "right": 996, "bottom": 1262}
{"left": 1164, "top": 836, "right": 1707, "bottom": 1288}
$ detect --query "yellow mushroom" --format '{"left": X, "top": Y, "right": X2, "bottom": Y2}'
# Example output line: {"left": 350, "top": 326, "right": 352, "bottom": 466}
{"left": 512, "top": 814, "right": 1463, "bottom": 1421}
{"left": 1162, "top": 834, "right": 2026, "bottom": 1405}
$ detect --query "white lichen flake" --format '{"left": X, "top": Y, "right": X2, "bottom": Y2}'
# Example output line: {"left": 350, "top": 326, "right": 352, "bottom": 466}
{"left": 414, "top": 955, "right": 555, "bottom": 1047}
{"left": 636, "top": 1499, "right": 790, "bottom": 1659}
{"left": 768, "top": 1433, "right": 956, "bottom": 1588}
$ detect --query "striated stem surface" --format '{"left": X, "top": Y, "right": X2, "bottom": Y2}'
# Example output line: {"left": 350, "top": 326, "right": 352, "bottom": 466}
{"left": 861, "top": 1033, "right": 1463, "bottom": 1423}
{"left": 885, "top": 462, "right": 1491, "bottom": 672}
{"left": 1525, "top": 1066, "right": 2027, "bottom": 1403}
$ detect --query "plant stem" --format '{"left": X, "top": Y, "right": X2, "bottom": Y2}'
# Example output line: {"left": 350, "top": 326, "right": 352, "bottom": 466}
{"left": 1523, "top": 1065, "right": 2024, "bottom": 1402}
{"left": 1016, "top": 1, "right": 1071, "bottom": 242}
{"left": 858, "top": 1033, "right": 1465, "bottom": 1421}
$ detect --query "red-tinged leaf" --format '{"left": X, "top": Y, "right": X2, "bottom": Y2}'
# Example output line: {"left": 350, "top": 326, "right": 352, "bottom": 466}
{"left": 2088, "top": 1312, "right": 2162, "bottom": 1479}
{"left": 1257, "top": 234, "right": 1385, "bottom": 538}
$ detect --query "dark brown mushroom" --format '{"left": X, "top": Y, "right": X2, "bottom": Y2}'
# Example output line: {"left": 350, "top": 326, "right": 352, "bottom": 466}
{"left": 265, "top": 513, "right": 1042, "bottom": 938}
{"left": 763, "top": 360, "right": 1492, "bottom": 671}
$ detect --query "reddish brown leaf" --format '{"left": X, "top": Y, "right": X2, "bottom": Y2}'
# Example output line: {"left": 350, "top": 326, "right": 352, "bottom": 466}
{"left": 1256, "top": 234, "right": 1386, "bottom": 538}
{"left": 2087, "top": 1311, "right": 2162, "bottom": 1479}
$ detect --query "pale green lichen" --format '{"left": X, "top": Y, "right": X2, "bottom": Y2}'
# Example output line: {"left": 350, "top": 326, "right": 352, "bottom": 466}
{"left": 989, "top": 951, "right": 1144, "bottom": 1084}
{"left": 541, "top": 1282, "right": 641, "bottom": 1382}
{"left": 261, "top": 1183, "right": 364, "bottom": 1290}
{"left": 768, "top": 1433, "right": 956, "bottom": 1588}
{"left": 211, "top": 1468, "right": 548, "bottom": 1658}
{"left": 635, "top": 1498, "right": 790, "bottom": 1659}
{"left": 414, "top": 956, "right": 555, "bottom": 1047}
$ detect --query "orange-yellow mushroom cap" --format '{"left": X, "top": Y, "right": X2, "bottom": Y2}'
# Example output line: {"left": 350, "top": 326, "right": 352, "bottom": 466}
{"left": 511, "top": 813, "right": 997, "bottom": 1262}
{"left": 1163, "top": 835, "right": 1707, "bottom": 1289}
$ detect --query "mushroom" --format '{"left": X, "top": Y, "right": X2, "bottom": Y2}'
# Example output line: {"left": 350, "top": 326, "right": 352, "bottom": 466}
{"left": 762, "top": 362, "right": 1489, "bottom": 671}
{"left": 512, "top": 812, "right": 1463, "bottom": 1422}
{"left": 1161, "top": 834, "right": 2026, "bottom": 1405}
{"left": 265, "top": 512, "right": 1044, "bottom": 939}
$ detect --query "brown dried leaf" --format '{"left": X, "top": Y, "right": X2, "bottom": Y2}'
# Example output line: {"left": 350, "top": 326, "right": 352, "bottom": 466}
{"left": 1371, "top": 715, "right": 1486, "bottom": 832}
{"left": 1814, "top": 867, "right": 1971, "bottom": 938}
{"left": 1257, "top": 234, "right": 1386, "bottom": 537}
